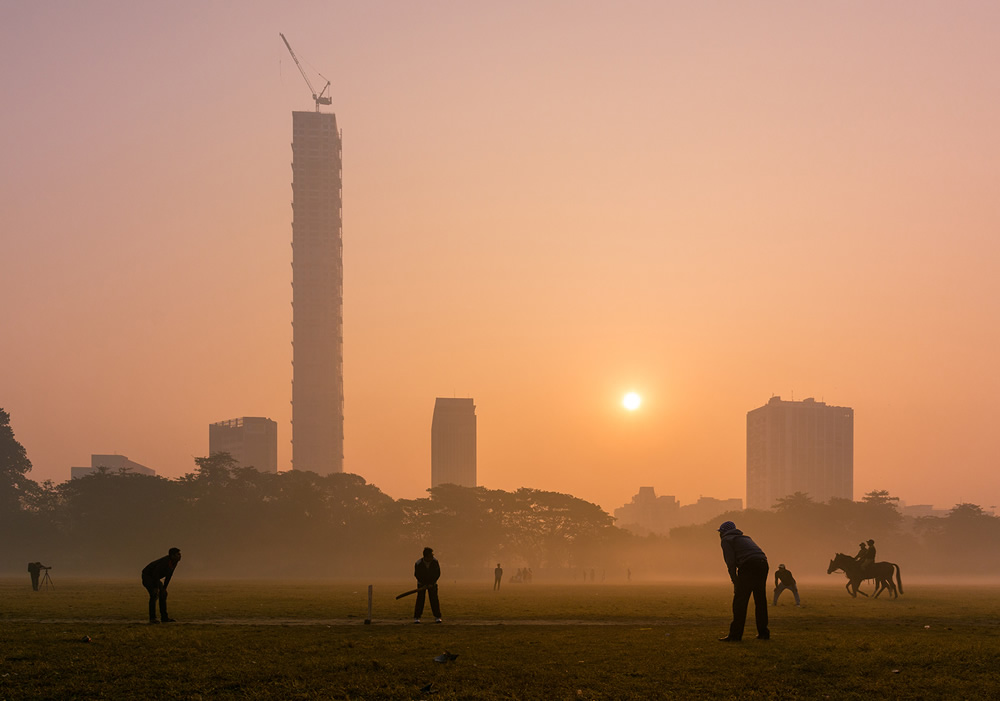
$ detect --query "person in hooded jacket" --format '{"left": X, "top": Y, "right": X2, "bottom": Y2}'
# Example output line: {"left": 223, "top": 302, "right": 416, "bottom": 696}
{"left": 717, "top": 521, "right": 770, "bottom": 641}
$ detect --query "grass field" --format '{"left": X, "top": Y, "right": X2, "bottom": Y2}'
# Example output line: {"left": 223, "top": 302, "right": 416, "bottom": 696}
{"left": 1, "top": 578, "right": 998, "bottom": 699}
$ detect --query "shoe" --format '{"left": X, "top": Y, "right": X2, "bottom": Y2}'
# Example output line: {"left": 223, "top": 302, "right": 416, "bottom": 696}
{"left": 161, "top": 618, "right": 176, "bottom": 623}
{"left": 149, "top": 619, "right": 160, "bottom": 625}
{"left": 414, "top": 619, "right": 421, "bottom": 624}
{"left": 718, "top": 636, "right": 741, "bottom": 642}
{"left": 435, "top": 618, "right": 442, "bottom": 623}
{"left": 755, "top": 635, "right": 770, "bottom": 640}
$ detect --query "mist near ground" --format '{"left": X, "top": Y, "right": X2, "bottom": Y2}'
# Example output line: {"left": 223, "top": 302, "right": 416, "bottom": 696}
{"left": 2, "top": 444, "right": 997, "bottom": 584}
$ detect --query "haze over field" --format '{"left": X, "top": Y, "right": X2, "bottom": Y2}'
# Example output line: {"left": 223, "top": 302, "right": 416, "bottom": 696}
{"left": 3, "top": 2, "right": 999, "bottom": 513}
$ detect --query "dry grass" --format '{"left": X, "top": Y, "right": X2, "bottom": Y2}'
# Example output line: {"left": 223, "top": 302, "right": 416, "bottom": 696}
{"left": 1, "top": 579, "right": 998, "bottom": 699}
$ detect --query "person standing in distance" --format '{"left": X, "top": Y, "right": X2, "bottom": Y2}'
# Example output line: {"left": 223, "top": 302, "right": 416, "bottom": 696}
{"left": 413, "top": 547, "right": 442, "bottom": 623}
{"left": 773, "top": 564, "right": 801, "bottom": 606}
{"left": 142, "top": 547, "right": 181, "bottom": 624}
{"left": 717, "top": 521, "right": 770, "bottom": 641}
{"left": 494, "top": 563, "right": 503, "bottom": 591}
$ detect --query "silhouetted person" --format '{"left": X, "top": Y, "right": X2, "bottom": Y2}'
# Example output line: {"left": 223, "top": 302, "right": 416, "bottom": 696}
{"left": 717, "top": 521, "right": 770, "bottom": 642}
{"left": 413, "top": 546, "right": 441, "bottom": 623}
{"left": 494, "top": 563, "right": 503, "bottom": 591}
{"left": 773, "top": 564, "right": 801, "bottom": 606}
{"left": 854, "top": 542, "right": 868, "bottom": 562}
{"left": 860, "top": 539, "right": 876, "bottom": 574}
{"left": 27, "top": 562, "right": 48, "bottom": 591}
{"left": 627, "top": 568, "right": 632, "bottom": 582}
{"left": 142, "top": 547, "right": 181, "bottom": 623}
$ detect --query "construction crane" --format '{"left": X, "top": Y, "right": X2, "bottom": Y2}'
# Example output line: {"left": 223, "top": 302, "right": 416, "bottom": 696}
{"left": 280, "top": 33, "right": 332, "bottom": 112}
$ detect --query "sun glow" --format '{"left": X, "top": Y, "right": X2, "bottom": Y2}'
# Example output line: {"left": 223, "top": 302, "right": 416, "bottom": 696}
{"left": 623, "top": 392, "right": 641, "bottom": 411}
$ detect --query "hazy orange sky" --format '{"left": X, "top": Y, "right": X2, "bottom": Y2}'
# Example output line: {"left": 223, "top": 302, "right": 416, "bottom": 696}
{"left": 3, "top": 2, "right": 999, "bottom": 514}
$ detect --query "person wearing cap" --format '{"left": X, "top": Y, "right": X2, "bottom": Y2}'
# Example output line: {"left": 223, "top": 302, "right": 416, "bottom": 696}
{"left": 773, "top": 564, "right": 801, "bottom": 606}
{"left": 717, "top": 521, "right": 770, "bottom": 641}
{"left": 859, "top": 539, "right": 876, "bottom": 574}
{"left": 413, "top": 546, "right": 442, "bottom": 623}
{"left": 854, "top": 542, "right": 868, "bottom": 562}
{"left": 141, "top": 547, "right": 182, "bottom": 624}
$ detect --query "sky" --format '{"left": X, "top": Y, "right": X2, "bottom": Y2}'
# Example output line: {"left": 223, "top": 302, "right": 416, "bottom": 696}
{"left": 2, "top": 1, "right": 999, "bottom": 515}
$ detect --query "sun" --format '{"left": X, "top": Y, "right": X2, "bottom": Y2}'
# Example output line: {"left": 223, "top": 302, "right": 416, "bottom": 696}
{"left": 623, "top": 392, "right": 641, "bottom": 411}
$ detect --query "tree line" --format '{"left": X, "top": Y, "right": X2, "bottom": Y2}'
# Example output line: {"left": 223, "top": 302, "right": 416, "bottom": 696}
{"left": 2, "top": 408, "right": 998, "bottom": 579}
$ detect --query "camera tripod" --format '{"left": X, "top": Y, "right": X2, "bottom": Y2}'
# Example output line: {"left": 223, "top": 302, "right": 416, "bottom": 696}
{"left": 40, "top": 569, "right": 53, "bottom": 590}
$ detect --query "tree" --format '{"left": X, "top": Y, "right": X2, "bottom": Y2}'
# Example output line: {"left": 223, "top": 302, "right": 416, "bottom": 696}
{"left": 0, "top": 408, "right": 36, "bottom": 514}
{"left": 854, "top": 489, "right": 903, "bottom": 538}
{"left": 861, "top": 490, "right": 900, "bottom": 508}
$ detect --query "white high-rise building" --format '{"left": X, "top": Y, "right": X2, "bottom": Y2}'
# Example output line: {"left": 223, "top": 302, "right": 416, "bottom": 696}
{"left": 746, "top": 396, "right": 853, "bottom": 510}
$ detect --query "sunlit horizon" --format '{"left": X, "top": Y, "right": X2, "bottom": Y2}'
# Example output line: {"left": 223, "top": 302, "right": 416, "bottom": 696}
{"left": 3, "top": 2, "right": 999, "bottom": 515}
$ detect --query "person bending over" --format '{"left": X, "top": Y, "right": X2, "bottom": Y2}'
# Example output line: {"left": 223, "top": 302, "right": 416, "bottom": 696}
{"left": 717, "top": 521, "right": 770, "bottom": 642}
{"left": 142, "top": 547, "right": 182, "bottom": 624}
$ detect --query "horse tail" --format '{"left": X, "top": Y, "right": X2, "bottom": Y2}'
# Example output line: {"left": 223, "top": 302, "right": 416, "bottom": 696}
{"left": 894, "top": 563, "right": 903, "bottom": 595}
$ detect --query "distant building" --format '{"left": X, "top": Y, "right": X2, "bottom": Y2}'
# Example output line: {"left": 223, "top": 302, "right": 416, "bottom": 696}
{"left": 746, "top": 396, "right": 853, "bottom": 510}
{"left": 431, "top": 398, "right": 477, "bottom": 488}
{"left": 898, "top": 502, "right": 950, "bottom": 519}
{"left": 71, "top": 454, "right": 155, "bottom": 480}
{"left": 614, "top": 487, "right": 742, "bottom": 535}
{"left": 290, "top": 109, "right": 344, "bottom": 475}
{"left": 209, "top": 417, "right": 278, "bottom": 473}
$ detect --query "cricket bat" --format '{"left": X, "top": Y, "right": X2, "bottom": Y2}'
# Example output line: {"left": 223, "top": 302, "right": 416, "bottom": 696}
{"left": 395, "top": 585, "right": 428, "bottom": 600}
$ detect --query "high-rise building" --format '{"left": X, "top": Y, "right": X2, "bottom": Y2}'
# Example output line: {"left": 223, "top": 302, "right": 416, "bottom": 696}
{"left": 71, "top": 454, "right": 155, "bottom": 479}
{"left": 290, "top": 110, "right": 343, "bottom": 474}
{"left": 209, "top": 417, "right": 278, "bottom": 473}
{"left": 746, "top": 396, "right": 853, "bottom": 510}
{"left": 431, "top": 398, "right": 477, "bottom": 488}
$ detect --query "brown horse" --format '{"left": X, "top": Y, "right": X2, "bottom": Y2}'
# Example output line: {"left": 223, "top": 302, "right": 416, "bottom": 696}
{"left": 827, "top": 553, "right": 903, "bottom": 599}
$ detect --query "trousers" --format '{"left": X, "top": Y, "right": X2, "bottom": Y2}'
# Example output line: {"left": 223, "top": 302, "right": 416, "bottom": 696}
{"left": 414, "top": 585, "right": 440, "bottom": 619}
{"left": 729, "top": 558, "right": 769, "bottom": 640}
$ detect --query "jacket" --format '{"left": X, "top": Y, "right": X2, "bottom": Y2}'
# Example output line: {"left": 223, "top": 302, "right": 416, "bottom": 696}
{"left": 142, "top": 555, "right": 178, "bottom": 587}
{"left": 414, "top": 557, "right": 441, "bottom": 586}
{"left": 720, "top": 529, "right": 767, "bottom": 583}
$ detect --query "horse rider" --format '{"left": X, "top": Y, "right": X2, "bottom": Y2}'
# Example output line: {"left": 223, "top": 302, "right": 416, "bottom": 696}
{"left": 853, "top": 542, "right": 867, "bottom": 562}
{"left": 861, "top": 539, "right": 876, "bottom": 572}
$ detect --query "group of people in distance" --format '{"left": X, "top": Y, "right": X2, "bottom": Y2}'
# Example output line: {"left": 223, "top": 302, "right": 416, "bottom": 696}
{"left": 418, "top": 521, "right": 800, "bottom": 640}
{"left": 112, "top": 524, "right": 816, "bottom": 634}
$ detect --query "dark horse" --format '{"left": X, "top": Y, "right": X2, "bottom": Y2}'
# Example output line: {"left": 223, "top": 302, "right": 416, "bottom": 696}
{"left": 827, "top": 553, "right": 903, "bottom": 599}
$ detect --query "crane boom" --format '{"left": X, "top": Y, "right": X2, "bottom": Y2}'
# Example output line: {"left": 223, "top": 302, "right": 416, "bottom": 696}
{"left": 280, "top": 33, "right": 332, "bottom": 111}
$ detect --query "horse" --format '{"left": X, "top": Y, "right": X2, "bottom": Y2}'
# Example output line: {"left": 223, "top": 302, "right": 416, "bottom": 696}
{"left": 827, "top": 553, "right": 903, "bottom": 599}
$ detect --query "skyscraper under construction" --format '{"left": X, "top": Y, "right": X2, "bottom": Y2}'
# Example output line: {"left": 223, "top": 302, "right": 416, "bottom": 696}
{"left": 290, "top": 110, "right": 343, "bottom": 474}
